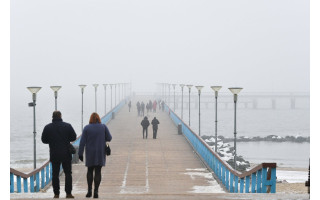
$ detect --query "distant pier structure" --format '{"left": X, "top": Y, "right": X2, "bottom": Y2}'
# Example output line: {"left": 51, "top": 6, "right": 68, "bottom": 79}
{"left": 168, "top": 92, "right": 309, "bottom": 110}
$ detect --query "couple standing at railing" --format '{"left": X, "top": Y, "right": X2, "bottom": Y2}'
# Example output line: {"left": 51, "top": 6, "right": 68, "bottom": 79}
{"left": 41, "top": 111, "right": 112, "bottom": 199}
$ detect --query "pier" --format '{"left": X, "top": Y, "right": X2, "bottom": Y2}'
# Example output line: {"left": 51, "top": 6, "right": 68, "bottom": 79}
{"left": 10, "top": 95, "right": 309, "bottom": 199}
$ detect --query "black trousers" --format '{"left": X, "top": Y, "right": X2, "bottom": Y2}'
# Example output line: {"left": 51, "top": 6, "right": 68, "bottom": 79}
{"left": 143, "top": 128, "right": 148, "bottom": 139}
{"left": 52, "top": 160, "right": 72, "bottom": 195}
{"left": 87, "top": 166, "right": 102, "bottom": 191}
{"left": 153, "top": 128, "right": 158, "bottom": 139}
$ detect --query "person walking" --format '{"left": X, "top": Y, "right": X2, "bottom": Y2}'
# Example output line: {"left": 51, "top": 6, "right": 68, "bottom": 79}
{"left": 128, "top": 100, "right": 131, "bottom": 112}
{"left": 78, "top": 113, "right": 112, "bottom": 199}
{"left": 41, "top": 111, "right": 77, "bottom": 199}
{"left": 141, "top": 101, "right": 145, "bottom": 116}
{"left": 136, "top": 101, "right": 141, "bottom": 116}
{"left": 153, "top": 100, "right": 157, "bottom": 113}
{"left": 141, "top": 116, "right": 150, "bottom": 139}
{"left": 151, "top": 117, "right": 160, "bottom": 139}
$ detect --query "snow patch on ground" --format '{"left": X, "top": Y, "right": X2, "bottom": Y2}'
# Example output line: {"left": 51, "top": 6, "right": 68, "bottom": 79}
{"left": 184, "top": 168, "right": 225, "bottom": 193}
{"left": 277, "top": 170, "right": 308, "bottom": 183}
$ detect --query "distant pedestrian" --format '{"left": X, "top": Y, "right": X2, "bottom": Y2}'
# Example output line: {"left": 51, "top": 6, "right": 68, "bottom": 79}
{"left": 151, "top": 117, "right": 160, "bottom": 139}
{"left": 128, "top": 100, "right": 131, "bottom": 112}
{"left": 161, "top": 101, "right": 165, "bottom": 111}
{"left": 141, "top": 116, "right": 150, "bottom": 139}
{"left": 153, "top": 100, "right": 157, "bottom": 113}
{"left": 78, "top": 113, "right": 112, "bottom": 198}
{"left": 41, "top": 111, "right": 77, "bottom": 199}
{"left": 136, "top": 101, "right": 141, "bottom": 116}
{"left": 141, "top": 101, "right": 145, "bottom": 116}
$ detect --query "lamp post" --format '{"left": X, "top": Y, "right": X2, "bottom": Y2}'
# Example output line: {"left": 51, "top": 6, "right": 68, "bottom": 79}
{"left": 27, "top": 86, "right": 42, "bottom": 169}
{"left": 93, "top": 84, "right": 99, "bottom": 112}
{"left": 228, "top": 87, "right": 243, "bottom": 170}
{"left": 109, "top": 84, "right": 113, "bottom": 109}
{"left": 195, "top": 86, "right": 204, "bottom": 136}
{"left": 103, "top": 84, "right": 108, "bottom": 115}
{"left": 179, "top": 84, "right": 185, "bottom": 119}
{"left": 79, "top": 85, "right": 86, "bottom": 132}
{"left": 186, "top": 85, "right": 193, "bottom": 126}
{"left": 211, "top": 86, "right": 222, "bottom": 152}
{"left": 172, "top": 84, "right": 176, "bottom": 112}
{"left": 50, "top": 86, "right": 61, "bottom": 111}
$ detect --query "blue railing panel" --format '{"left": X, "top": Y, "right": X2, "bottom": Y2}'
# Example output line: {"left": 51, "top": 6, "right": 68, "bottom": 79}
{"left": 261, "top": 167, "right": 267, "bottom": 193}
{"left": 230, "top": 173, "right": 234, "bottom": 192}
{"left": 46, "top": 165, "right": 49, "bottom": 185}
{"left": 245, "top": 175, "right": 250, "bottom": 193}
{"left": 226, "top": 169, "right": 229, "bottom": 191}
{"left": 30, "top": 176, "right": 34, "bottom": 193}
{"left": 257, "top": 170, "right": 262, "bottom": 193}
{"left": 36, "top": 172, "right": 40, "bottom": 192}
{"left": 251, "top": 172, "right": 256, "bottom": 193}
{"left": 17, "top": 176, "right": 21, "bottom": 193}
{"left": 234, "top": 176, "right": 239, "bottom": 193}
{"left": 10, "top": 173, "right": 14, "bottom": 193}
{"left": 23, "top": 178, "right": 28, "bottom": 193}
{"left": 41, "top": 169, "right": 45, "bottom": 189}
{"left": 270, "top": 168, "right": 276, "bottom": 193}
{"left": 240, "top": 178, "right": 244, "bottom": 193}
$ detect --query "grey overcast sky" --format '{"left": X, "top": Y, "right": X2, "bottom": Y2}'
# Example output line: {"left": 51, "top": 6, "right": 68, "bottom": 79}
{"left": 11, "top": 0, "right": 309, "bottom": 95}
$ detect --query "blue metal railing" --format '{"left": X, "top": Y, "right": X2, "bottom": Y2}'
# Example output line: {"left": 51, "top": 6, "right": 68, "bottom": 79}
{"left": 10, "top": 99, "right": 127, "bottom": 193}
{"left": 164, "top": 104, "right": 277, "bottom": 193}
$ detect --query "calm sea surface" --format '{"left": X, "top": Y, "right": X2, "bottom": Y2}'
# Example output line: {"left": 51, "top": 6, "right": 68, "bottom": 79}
{"left": 10, "top": 92, "right": 310, "bottom": 169}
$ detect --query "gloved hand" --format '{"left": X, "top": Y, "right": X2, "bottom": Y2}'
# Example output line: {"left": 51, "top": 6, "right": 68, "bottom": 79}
{"left": 79, "top": 155, "right": 83, "bottom": 162}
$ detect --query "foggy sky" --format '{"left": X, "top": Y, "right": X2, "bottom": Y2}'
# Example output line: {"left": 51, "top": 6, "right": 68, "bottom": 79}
{"left": 11, "top": 0, "right": 309, "bottom": 95}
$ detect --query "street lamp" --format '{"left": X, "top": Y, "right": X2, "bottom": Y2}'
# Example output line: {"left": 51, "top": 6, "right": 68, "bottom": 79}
{"left": 172, "top": 84, "right": 176, "bottom": 112}
{"left": 211, "top": 86, "right": 222, "bottom": 152}
{"left": 27, "top": 86, "right": 42, "bottom": 169}
{"left": 180, "top": 84, "right": 185, "bottom": 119}
{"left": 228, "top": 87, "right": 243, "bottom": 170}
{"left": 103, "top": 84, "right": 108, "bottom": 115}
{"left": 93, "top": 84, "right": 99, "bottom": 112}
{"left": 50, "top": 86, "right": 62, "bottom": 111}
{"left": 79, "top": 85, "right": 86, "bottom": 132}
{"left": 110, "top": 84, "right": 113, "bottom": 109}
{"left": 195, "top": 86, "right": 204, "bottom": 136}
{"left": 186, "top": 85, "right": 193, "bottom": 126}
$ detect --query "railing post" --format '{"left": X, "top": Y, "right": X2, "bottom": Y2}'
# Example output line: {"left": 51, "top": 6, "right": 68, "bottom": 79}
{"left": 257, "top": 170, "right": 262, "bottom": 193}
{"left": 240, "top": 178, "right": 244, "bottom": 193}
{"left": 10, "top": 173, "right": 14, "bottom": 193}
{"left": 36, "top": 172, "right": 40, "bottom": 192}
{"left": 251, "top": 172, "right": 256, "bottom": 193}
{"left": 245, "top": 175, "right": 250, "bottom": 193}
{"left": 234, "top": 176, "right": 239, "bottom": 193}
{"left": 222, "top": 165, "right": 225, "bottom": 185}
{"left": 30, "top": 175, "right": 34, "bottom": 193}
{"left": 270, "top": 167, "right": 277, "bottom": 193}
{"left": 17, "top": 176, "right": 21, "bottom": 193}
{"left": 226, "top": 169, "right": 229, "bottom": 191}
{"left": 230, "top": 173, "right": 234, "bottom": 192}
{"left": 46, "top": 165, "right": 49, "bottom": 185}
{"left": 41, "top": 169, "right": 45, "bottom": 189}
{"left": 24, "top": 178, "right": 28, "bottom": 193}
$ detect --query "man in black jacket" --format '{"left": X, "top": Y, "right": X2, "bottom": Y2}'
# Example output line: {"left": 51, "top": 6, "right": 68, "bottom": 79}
{"left": 151, "top": 117, "right": 160, "bottom": 139}
{"left": 41, "top": 111, "right": 77, "bottom": 199}
{"left": 140, "top": 116, "right": 150, "bottom": 139}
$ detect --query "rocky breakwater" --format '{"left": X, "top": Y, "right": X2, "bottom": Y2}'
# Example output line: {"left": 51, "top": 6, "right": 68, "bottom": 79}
{"left": 201, "top": 135, "right": 250, "bottom": 172}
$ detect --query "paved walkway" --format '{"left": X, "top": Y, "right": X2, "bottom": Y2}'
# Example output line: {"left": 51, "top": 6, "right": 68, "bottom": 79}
{"left": 10, "top": 97, "right": 309, "bottom": 199}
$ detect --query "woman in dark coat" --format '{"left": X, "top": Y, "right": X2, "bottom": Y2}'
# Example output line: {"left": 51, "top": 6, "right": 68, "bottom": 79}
{"left": 78, "top": 113, "right": 112, "bottom": 198}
